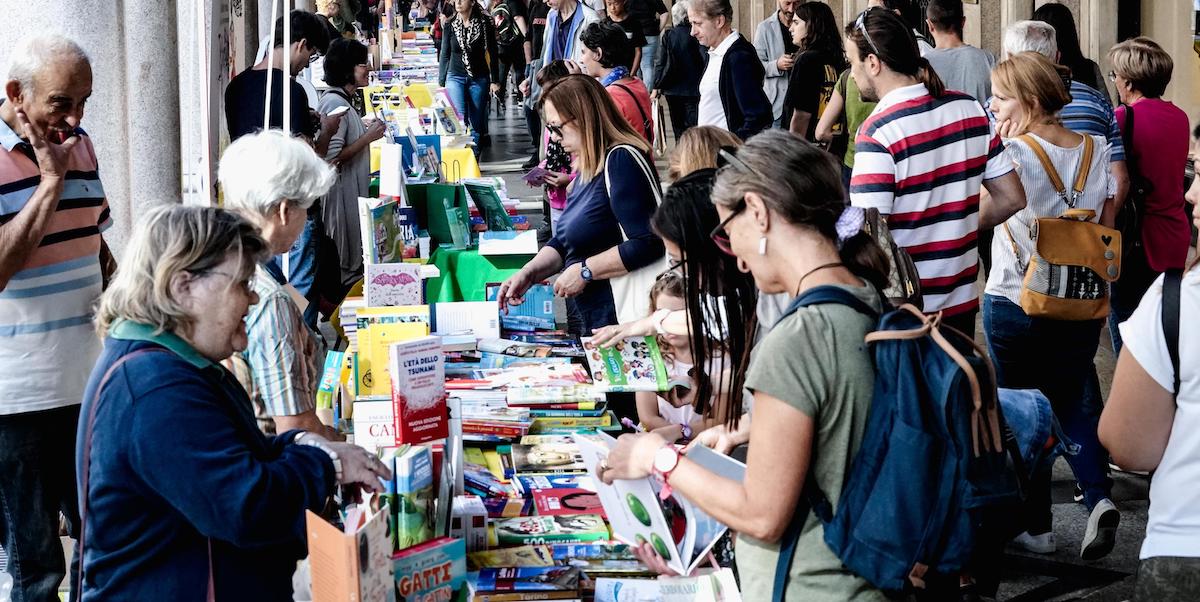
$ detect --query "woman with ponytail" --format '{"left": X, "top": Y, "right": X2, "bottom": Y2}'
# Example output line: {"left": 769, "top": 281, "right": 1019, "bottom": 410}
{"left": 597, "top": 130, "right": 888, "bottom": 601}
{"left": 844, "top": 6, "right": 1025, "bottom": 336}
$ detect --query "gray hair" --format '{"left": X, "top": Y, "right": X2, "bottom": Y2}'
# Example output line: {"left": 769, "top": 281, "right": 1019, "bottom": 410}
{"left": 6, "top": 34, "right": 90, "bottom": 94}
{"left": 1003, "top": 20, "right": 1058, "bottom": 60}
{"left": 671, "top": 0, "right": 689, "bottom": 25}
{"left": 95, "top": 205, "right": 268, "bottom": 336}
{"left": 218, "top": 130, "right": 335, "bottom": 218}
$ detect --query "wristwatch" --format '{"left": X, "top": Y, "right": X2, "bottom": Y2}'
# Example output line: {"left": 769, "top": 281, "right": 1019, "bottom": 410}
{"left": 580, "top": 260, "right": 594, "bottom": 282}
{"left": 652, "top": 444, "right": 681, "bottom": 500}
{"left": 296, "top": 432, "right": 344, "bottom": 484}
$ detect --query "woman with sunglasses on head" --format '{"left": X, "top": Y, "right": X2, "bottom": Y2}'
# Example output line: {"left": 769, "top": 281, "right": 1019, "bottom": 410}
{"left": 597, "top": 130, "right": 888, "bottom": 600}
{"left": 497, "top": 74, "right": 662, "bottom": 338}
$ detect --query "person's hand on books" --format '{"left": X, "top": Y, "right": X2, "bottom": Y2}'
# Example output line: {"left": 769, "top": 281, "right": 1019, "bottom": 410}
{"left": 595, "top": 432, "right": 667, "bottom": 484}
{"left": 497, "top": 269, "right": 535, "bottom": 308}
{"left": 630, "top": 543, "right": 719, "bottom": 577}
{"left": 542, "top": 170, "right": 572, "bottom": 188}
{"left": 685, "top": 418, "right": 751, "bottom": 455}
{"left": 589, "top": 315, "right": 656, "bottom": 348}
{"left": 303, "top": 434, "right": 395, "bottom": 495}
{"left": 553, "top": 262, "right": 587, "bottom": 298}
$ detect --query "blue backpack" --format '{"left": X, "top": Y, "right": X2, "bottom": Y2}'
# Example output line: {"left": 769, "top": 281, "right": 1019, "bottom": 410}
{"left": 772, "top": 286, "right": 1024, "bottom": 598}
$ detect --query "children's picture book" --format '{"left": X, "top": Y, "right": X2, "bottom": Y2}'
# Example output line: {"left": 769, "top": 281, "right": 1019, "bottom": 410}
{"left": 365, "top": 262, "right": 423, "bottom": 307}
{"left": 581, "top": 336, "right": 678, "bottom": 393}
{"left": 473, "top": 566, "right": 583, "bottom": 594}
{"left": 533, "top": 488, "right": 606, "bottom": 518}
{"left": 514, "top": 473, "right": 596, "bottom": 495}
{"left": 392, "top": 537, "right": 466, "bottom": 602}
{"left": 492, "top": 514, "right": 609, "bottom": 546}
{"left": 510, "top": 442, "right": 587, "bottom": 475}
{"left": 486, "top": 282, "right": 555, "bottom": 331}
{"left": 464, "top": 181, "right": 515, "bottom": 231}
{"left": 506, "top": 385, "right": 606, "bottom": 407}
{"left": 388, "top": 336, "right": 448, "bottom": 444}
{"left": 576, "top": 434, "right": 745, "bottom": 576}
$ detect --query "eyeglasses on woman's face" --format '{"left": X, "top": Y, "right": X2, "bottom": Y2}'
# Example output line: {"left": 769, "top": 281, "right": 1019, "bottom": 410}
{"left": 546, "top": 119, "right": 574, "bottom": 140}
{"left": 710, "top": 199, "right": 747, "bottom": 256}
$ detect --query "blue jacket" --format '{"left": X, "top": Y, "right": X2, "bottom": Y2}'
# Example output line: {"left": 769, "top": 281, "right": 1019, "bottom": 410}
{"left": 76, "top": 320, "right": 335, "bottom": 601}
{"left": 715, "top": 35, "right": 773, "bottom": 140}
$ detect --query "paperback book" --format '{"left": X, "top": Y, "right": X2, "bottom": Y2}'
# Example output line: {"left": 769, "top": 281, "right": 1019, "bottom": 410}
{"left": 514, "top": 473, "right": 596, "bottom": 495}
{"left": 365, "top": 262, "right": 423, "bottom": 307}
{"left": 486, "top": 282, "right": 555, "bottom": 331}
{"left": 472, "top": 566, "right": 583, "bottom": 601}
{"left": 392, "top": 537, "right": 467, "bottom": 602}
{"left": 581, "top": 336, "right": 678, "bottom": 392}
{"left": 491, "top": 515, "right": 609, "bottom": 546}
{"left": 509, "top": 442, "right": 587, "bottom": 475}
{"left": 388, "top": 336, "right": 448, "bottom": 444}
{"left": 532, "top": 488, "right": 606, "bottom": 519}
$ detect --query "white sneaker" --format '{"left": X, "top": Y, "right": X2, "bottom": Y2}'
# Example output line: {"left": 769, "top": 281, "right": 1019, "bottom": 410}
{"left": 1081, "top": 498, "right": 1120, "bottom": 560}
{"left": 1011, "top": 530, "right": 1056, "bottom": 554}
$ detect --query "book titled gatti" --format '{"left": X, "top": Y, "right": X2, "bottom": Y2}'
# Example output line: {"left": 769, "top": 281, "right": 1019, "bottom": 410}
{"left": 389, "top": 336, "right": 449, "bottom": 445}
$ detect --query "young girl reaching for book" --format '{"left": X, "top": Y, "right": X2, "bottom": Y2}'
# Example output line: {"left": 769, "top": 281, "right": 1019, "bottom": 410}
{"left": 634, "top": 272, "right": 715, "bottom": 443}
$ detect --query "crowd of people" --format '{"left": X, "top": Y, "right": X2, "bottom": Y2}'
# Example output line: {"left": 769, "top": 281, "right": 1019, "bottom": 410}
{"left": 0, "top": 0, "right": 1198, "bottom": 600}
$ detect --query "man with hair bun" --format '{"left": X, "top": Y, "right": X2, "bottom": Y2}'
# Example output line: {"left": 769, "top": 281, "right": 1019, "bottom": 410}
{"left": 0, "top": 33, "right": 110, "bottom": 601}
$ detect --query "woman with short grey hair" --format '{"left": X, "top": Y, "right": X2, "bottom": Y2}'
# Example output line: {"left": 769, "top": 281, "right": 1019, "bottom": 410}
{"left": 79, "top": 204, "right": 390, "bottom": 600}
{"left": 218, "top": 130, "right": 339, "bottom": 438}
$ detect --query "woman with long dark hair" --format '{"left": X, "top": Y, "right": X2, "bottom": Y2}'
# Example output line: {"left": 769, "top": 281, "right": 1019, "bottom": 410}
{"left": 1031, "top": 3, "right": 1109, "bottom": 100}
{"left": 438, "top": 0, "right": 502, "bottom": 150}
{"left": 783, "top": 1, "right": 845, "bottom": 140}
{"left": 597, "top": 131, "right": 889, "bottom": 600}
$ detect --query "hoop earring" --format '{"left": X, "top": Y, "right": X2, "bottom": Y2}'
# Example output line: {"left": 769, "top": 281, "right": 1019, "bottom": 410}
{"left": 758, "top": 236, "right": 768, "bottom": 256}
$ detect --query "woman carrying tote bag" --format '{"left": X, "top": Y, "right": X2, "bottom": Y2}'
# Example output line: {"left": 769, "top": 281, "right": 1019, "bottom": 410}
{"left": 497, "top": 74, "right": 665, "bottom": 332}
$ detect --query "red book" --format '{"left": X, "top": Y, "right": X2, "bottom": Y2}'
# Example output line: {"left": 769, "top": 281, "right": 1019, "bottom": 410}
{"left": 389, "top": 336, "right": 449, "bottom": 445}
{"left": 532, "top": 488, "right": 607, "bottom": 519}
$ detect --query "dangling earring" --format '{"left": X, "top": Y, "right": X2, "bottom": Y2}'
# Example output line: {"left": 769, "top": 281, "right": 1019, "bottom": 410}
{"left": 758, "top": 236, "right": 768, "bottom": 256}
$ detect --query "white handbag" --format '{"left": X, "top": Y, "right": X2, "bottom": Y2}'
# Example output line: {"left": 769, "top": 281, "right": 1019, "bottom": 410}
{"left": 603, "top": 144, "right": 668, "bottom": 324}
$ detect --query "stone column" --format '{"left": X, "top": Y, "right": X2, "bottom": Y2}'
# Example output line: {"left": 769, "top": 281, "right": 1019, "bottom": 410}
{"left": 0, "top": 0, "right": 182, "bottom": 255}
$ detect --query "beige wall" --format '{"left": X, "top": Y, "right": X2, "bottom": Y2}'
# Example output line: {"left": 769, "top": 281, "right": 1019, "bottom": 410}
{"left": 1141, "top": 0, "right": 1200, "bottom": 122}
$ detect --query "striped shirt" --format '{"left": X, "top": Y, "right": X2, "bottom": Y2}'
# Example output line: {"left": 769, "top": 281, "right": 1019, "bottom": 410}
{"left": 850, "top": 84, "right": 1013, "bottom": 316}
{"left": 0, "top": 113, "right": 111, "bottom": 415}
{"left": 238, "top": 262, "right": 323, "bottom": 418}
{"left": 985, "top": 133, "right": 1115, "bottom": 304}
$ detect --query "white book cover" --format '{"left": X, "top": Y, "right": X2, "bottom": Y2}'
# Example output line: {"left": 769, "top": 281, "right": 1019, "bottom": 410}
{"left": 365, "top": 262, "right": 422, "bottom": 307}
{"left": 433, "top": 301, "right": 500, "bottom": 339}
{"left": 351, "top": 399, "right": 395, "bottom": 454}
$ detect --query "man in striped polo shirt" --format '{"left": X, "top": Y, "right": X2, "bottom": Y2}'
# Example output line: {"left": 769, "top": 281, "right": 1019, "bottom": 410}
{"left": 0, "top": 35, "right": 111, "bottom": 600}
{"left": 845, "top": 8, "right": 1026, "bottom": 336}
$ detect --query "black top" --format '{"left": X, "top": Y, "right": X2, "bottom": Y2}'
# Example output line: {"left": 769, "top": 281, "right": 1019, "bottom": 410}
{"left": 779, "top": 17, "right": 798, "bottom": 56}
{"left": 628, "top": 0, "right": 667, "bottom": 37}
{"left": 716, "top": 36, "right": 773, "bottom": 140}
{"left": 439, "top": 12, "right": 502, "bottom": 84}
{"left": 652, "top": 23, "right": 705, "bottom": 97}
{"left": 783, "top": 48, "right": 846, "bottom": 138}
{"left": 606, "top": 17, "right": 647, "bottom": 50}
{"left": 528, "top": 0, "right": 550, "bottom": 59}
{"left": 224, "top": 68, "right": 315, "bottom": 141}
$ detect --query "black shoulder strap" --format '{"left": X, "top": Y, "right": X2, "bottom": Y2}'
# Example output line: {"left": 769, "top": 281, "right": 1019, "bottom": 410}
{"left": 1120, "top": 103, "right": 1138, "bottom": 177}
{"left": 611, "top": 82, "right": 653, "bottom": 140}
{"left": 1163, "top": 268, "right": 1183, "bottom": 398}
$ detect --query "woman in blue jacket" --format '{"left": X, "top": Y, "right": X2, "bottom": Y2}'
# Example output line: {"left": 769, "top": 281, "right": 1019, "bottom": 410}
{"left": 76, "top": 205, "right": 391, "bottom": 601}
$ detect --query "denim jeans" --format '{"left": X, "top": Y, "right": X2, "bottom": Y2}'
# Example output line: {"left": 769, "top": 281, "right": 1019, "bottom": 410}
{"left": 1108, "top": 244, "right": 1159, "bottom": 354}
{"left": 524, "top": 102, "right": 542, "bottom": 155}
{"left": 0, "top": 406, "right": 81, "bottom": 602}
{"left": 983, "top": 294, "right": 1112, "bottom": 531}
{"left": 640, "top": 35, "right": 659, "bottom": 91}
{"left": 446, "top": 74, "right": 491, "bottom": 148}
{"left": 276, "top": 214, "right": 319, "bottom": 328}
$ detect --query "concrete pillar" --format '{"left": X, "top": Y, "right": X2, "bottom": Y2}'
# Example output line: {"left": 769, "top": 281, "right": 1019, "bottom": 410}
{"left": 1141, "top": 0, "right": 1200, "bottom": 119}
{"left": 0, "top": 0, "right": 182, "bottom": 256}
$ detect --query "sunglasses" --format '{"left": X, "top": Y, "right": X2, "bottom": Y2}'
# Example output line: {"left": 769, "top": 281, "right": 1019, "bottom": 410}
{"left": 546, "top": 119, "right": 574, "bottom": 139}
{"left": 709, "top": 146, "right": 763, "bottom": 256}
{"left": 854, "top": 9, "right": 883, "bottom": 59}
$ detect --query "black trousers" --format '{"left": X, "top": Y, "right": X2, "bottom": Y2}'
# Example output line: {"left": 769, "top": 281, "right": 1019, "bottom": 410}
{"left": 664, "top": 95, "right": 699, "bottom": 143}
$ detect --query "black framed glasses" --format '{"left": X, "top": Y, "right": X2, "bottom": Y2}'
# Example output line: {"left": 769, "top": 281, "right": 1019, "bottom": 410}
{"left": 546, "top": 119, "right": 574, "bottom": 139}
{"left": 854, "top": 9, "right": 883, "bottom": 59}
{"left": 709, "top": 198, "right": 746, "bottom": 256}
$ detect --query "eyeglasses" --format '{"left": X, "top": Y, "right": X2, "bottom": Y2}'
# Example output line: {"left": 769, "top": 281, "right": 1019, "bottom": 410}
{"left": 666, "top": 257, "right": 684, "bottom": 272}
{"left": 1107, "top": 70, "right": 1118, "bottom": 82}
{"left": 546, "top": 119, "right": 573, "bottom": 139}
{"left": 710, "top": 146, "right": 760, "bottom": 256}
{"left": 195, "top": 269, "right": 255, "bottom": 295}
{"left": 709, "top": 199, "right": 746, "bottom": 256}
{"left": 308, "top": 51, "right": 323, "bottom": 64}
{"left": 854, "top": 9, "right": 883, "bottom": 59}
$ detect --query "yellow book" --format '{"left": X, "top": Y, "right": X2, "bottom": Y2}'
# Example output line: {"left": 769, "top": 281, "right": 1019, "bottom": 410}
{"left": 356, "top": 322, "right": 428, "bottom": 397}
{"left": 482, "top": 450, "right": 508, "bottom": 483}
{"left": 464, "top": 447, "right": 488, "bottom": 468}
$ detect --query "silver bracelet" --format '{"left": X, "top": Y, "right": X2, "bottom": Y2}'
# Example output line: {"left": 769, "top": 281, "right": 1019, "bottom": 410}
{"left": 296, "top": 432, "right": 343, "bottom": 483}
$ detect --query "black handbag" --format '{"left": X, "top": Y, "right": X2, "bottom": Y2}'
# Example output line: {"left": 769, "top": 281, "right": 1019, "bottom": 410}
{"left": 1115, "top": 103, "right": 1153, "bottom": 257}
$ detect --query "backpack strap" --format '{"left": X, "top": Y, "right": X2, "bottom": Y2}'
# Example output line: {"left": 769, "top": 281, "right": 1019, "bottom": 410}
{"left": 1162, "top": 268, "right": 1183, "bottom": 398}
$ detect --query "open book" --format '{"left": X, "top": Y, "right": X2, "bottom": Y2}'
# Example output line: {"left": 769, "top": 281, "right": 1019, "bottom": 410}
{"left": 576, "top": 433, "right": 745, "bottom": 575}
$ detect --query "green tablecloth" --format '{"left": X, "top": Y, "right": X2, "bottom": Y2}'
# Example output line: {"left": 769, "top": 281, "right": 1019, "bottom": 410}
{"left": 425, "top": 246, "right": 528, "bottom": 302}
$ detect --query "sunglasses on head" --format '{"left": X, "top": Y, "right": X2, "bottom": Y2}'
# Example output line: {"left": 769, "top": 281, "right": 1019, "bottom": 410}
{"left": 854, "top": 9, "right": 884, "bottom": 59}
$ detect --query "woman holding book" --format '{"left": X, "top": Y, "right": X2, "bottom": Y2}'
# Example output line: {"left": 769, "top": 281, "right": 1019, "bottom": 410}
{"left": 77, "top": 205, "right": 391, "bottom": 600}
{"left": 496, "top": 74, "right": 663, "bottom": 336}
{"left": 320, "top": 38, "right": 388, "bottom": 290}
{"left": 596, "top": 131, "right": 888, "bottom": 601}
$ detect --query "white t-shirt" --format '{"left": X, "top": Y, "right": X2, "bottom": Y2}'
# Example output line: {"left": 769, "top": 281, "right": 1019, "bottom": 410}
{"left": 657, "top": 358, "right": 698, "bottom": 426}
{"left": 697, "top": 31, "right": 739, "bottom": 130}
{"left": 1119, "top": 270, "right": 1200, "bottom": 559}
